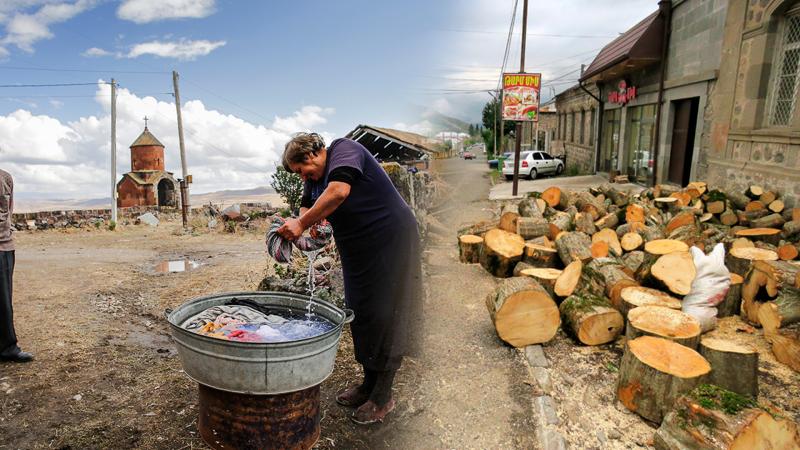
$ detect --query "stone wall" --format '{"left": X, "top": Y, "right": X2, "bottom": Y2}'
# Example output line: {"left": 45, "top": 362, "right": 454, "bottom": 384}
{"left": 702, "top": 0, "right": 800, "bottom": 206}
{"left": 668, "top": 0, "right": 728, "bottom": 81}
{"left": 553, "top": 84, "right": 599, "bottom": 174}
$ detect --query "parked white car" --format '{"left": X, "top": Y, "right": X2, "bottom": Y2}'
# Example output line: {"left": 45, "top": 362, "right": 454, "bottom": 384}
{"left": 502, "top": 151, "right": 564, "bottom": 180}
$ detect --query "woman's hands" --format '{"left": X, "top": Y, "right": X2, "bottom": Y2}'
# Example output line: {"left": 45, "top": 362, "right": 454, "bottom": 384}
{"left": 277, "top": 218, "right": 305, "bottom": 241}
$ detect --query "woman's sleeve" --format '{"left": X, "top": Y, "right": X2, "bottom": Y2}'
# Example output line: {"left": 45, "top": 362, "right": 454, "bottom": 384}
{"left": 300, "top": 180, "right": 312, "bottom": 208}
{"left": 327, "top": 140, "right": 366, "bottom": 175}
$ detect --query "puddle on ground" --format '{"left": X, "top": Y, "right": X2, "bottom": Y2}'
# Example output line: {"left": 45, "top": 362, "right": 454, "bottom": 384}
{"left": 155, "top": 260, "right": 200, "bottom": 273}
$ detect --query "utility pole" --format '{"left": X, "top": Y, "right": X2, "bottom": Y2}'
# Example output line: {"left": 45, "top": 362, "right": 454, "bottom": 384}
{"left": 110, "top": 78, "right": 118, "bottom": 224}
{"left": 512, "top": 0, "right": 529, "bottom": 196}
{"left": 172, "top": 70, "right": 189, "bottom": 227}
{"left": 492, "top": 90, "right": 498, "bottom": 156}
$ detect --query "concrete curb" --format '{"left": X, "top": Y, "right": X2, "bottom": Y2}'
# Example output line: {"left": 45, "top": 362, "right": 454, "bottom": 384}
{"left": 525, "top": 344, "right": 569, "bottom": 450}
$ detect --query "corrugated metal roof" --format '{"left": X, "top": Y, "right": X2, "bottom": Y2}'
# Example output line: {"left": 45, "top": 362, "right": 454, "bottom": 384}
{"left": 580, "top": 10, "right": 662, "bottom": 81}
{"left": 130, "top": 127, "right": 164, "bottom": 147}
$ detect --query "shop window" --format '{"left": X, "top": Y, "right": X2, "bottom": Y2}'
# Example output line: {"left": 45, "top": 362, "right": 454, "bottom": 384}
{"left": 579, "top": 110, "right": 586, "bottom": 144}
{"left": 769, "top": 8, "right": 800, "bottom": 126}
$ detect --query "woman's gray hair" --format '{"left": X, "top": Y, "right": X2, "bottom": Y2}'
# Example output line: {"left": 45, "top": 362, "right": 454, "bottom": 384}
{"left": 282, "top": 132, "right": 326, "bottom": 171}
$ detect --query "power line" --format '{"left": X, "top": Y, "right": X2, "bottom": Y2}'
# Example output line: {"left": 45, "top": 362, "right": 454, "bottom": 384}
{"left": 437, "top": 28, "right": 618, "bottom": 39}
{"left": 0, "top": 92, "right": 171, "bottom": 99}
{"left": 0, "top": 82, "right": 108, "bottom": 88}
{"left": 0, "top": 65, "right": 168, "bottom": 74}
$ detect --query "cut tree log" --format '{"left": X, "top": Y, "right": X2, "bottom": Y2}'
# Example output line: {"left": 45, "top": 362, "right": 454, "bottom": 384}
{"left": 520, "top": 268, "right": 562, "bottom": 297}
{"left": 458, "top": 219, "right": 496, "bottom": 237}
{"left": 746, "top": 185, "right": 764, "bottom": 198}
{"left": 574, "top": 191, "right": 606, "bottom": 220}
{"left": 593, "top": 228, "right": 623, "bottom": 256}
{"left": 594, "top": 212, "right": 620, "bottom": 230}
{"left": 554, "top": 260, "right": 582, "bottom": 298}
{"left": 670, "top": 191, "right": 693, "bottom": 207}
{"left": 765, "top": 328, "right": 800, "bottom": 373}
{"left": 527, "top": 235, "right": 553, "bottom": 248}
{"left": 522, "top": 243, "right": 558, "bottom": 268}
{"left": 687, "top": 181, "right": 707, "bottom": 195}
{"left": 750, "top": 213, "right": 785, "bottom": 230}
{"left": 555, "top": 232, "right": 593, "bottom": 265}
{"left": 718, "top": 273, "right": 744, "bottom": 318}
{"left": 706, "top": 200, "right": 726, "bottom": 214}
{"left": 759, "top": 190, "right": 777, "bottom": 205}
{"left": 590, "top": 241, "right": 609, "bottom": 258}
{"left": 757, "top": 286, "right": 800, "bottom": 332}
{"left": 720, "top": 209, "right": 739, "bottom": 226}
{"left": 498, "top": 204, "right": 520, "bottom": 233}
{"left": 700, "top": 212, "right": 714, "bottom": 223}
{"left": 783, "top": 220, "right": 800, "bottom": 240}
{"left": 644, "top": 239, "right": 690, "bottom": 256}
{"left": 622, "top": 250, "right": 646, "bottom": 274}
{"left": 736, "top": 209, "right": 768, "bottom": 227}
{"left": 479, "top": 229, "right": 526, "bottom": 278}
{"left": 727, "top": 190, "right": 750, "bottom": 210}
{"left": 619, "top": 286, "right": 682, "bottom": 318}
{"left": 783, "top": 207, "right": 800, "bottom": 223}
{"left": 541, "top": 186, "right": 570, "bottom": 209}
{"left": 698, "top": 338, "right": 758, "bottom": 398}
{"left": 588, "top": 258, "right": 640, "bottom": 308}
{"left": 725, "top": 246, "right": 779, "bottom": 276}
{"left": 485, "top": 277, "right": 560, "bottom": 347}
{"left": 626, "top": 203, "right": 646, "bottom": 224}
{"left": 741, "top": 259, "right": 799, "bottom": 325}
{"left": 666, "top": 211, "right": 698, "bottom": 235}
{"left": 458, "top": 234, "right": 484, "bottom": 264}
{"left": 513, "top": 261, "right": 535, "bottom": 277}
{"left": 559, "top": 294, "right": 624, "bottom": 345}
{"left": 573, "top": 212, "right": 597, "bottom": 235}
{"left": 518, "top": 198, "right": 545, "bottom": 219}
{"left": 621, "top": 232, "right": 644, "bottom": 252}
{"left": 641, "top": 251, "right": 696, "bottom": 296}
{"left": 603, "top": 186, "right": 630, "bottom": 207}
{"left": 777, "top": 243, "right": 799, "bottom": 261}
{"left": 548, "top": 212, "right": 573, "bottom": 239}
{"left": 626, "top": 306, "right": 702, "bottom": 348}
{"left": 655, "top": 197, "right": 681, "bottom": 214}
{"left": 769, "top": 199, "right": 785, "bottom": 213}
{"left": 730, "top": 237, "right": 754, "bottom": 250}
{"left": 654, "top": 385, "right": 799, "bottom": 450}
{"left": 517, "top": 217, "right": 550, "bottom": 239}
{"left": 616, "top": 336, "right": 711, "bottom": 423}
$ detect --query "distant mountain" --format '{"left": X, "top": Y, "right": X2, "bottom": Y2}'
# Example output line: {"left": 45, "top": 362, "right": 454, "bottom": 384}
{"left": 14, "top": 186, "right": 282, "bottom": 213}
{"left": 425, "top": 110, "right": 472, "bottom": 134}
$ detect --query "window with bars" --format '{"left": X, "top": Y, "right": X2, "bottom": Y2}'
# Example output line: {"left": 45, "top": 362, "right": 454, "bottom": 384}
{"left": 769, "top": 10, "right": 800, "bottom": 126}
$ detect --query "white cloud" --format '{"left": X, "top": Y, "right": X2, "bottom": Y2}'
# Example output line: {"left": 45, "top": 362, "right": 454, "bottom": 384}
{"left": 118, "top": 0, "right": 216, "bottom": 24}
{"left": 0, "top": 0, "right": 98, "bottom": 53}
{"left": 392, "top": 121, "right": 434, "bottom": 137}
{"left": 126, "top": 39, "right": 225, "bottom": 60}
{"left": 0, "top": 83, "right": 335, "bottom": 199}
{"left": 82, "top": 46, "right": 111, "bottom": 57}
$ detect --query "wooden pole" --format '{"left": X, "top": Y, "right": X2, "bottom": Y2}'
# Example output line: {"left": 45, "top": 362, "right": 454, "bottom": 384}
{"left": 173, "top": 71, "right": 189, "bottom": 227}
{"left": 110, "top": 78, "right": 118, "bottom": 224}
{"left": 512, "top": 0, "right": 528, "bottom": 196}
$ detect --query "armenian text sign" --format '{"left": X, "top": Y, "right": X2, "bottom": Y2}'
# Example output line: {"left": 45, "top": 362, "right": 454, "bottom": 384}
{"left": 502, "top": 73, "right": 541, "bottom": 122}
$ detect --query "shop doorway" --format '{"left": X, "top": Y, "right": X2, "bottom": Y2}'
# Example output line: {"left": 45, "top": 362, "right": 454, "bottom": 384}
{"left": 598, "top": 108, "right": 621, "bottom": 173}
{"left": 668, "top": 98, "right": 699, "bottom": 186}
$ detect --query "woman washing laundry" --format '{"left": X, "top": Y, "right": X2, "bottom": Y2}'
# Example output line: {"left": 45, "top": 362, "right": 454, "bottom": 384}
{"left": 277, "top": 132, "right": 422, "bottom": 425}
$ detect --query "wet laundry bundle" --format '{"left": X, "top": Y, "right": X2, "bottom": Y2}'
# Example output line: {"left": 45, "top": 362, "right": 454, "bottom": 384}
{"left": 266, "top": 217, "right": 333, "bottom": 263}
{"left": 181, "top": 304, "right": 334, "bottom": 343}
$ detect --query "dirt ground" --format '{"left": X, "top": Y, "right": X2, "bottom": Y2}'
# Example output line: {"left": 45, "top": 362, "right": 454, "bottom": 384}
{"left": 2, "top": 156, "right": 798, "bottom": 449}
{"left": 0, "top": 156, "right": 541, "bottom": 449}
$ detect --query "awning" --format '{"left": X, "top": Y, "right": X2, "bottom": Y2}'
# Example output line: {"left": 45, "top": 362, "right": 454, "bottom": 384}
{"left": 345, "top": 125, "right": 438, "bottom": 162}
{"left": 579, "top": 10, "right": 663, "bottom": 82}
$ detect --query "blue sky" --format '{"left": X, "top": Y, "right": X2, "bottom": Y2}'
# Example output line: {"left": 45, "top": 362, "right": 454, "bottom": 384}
{"left": 0, "top": 0, "right": 656, "bottom": 200}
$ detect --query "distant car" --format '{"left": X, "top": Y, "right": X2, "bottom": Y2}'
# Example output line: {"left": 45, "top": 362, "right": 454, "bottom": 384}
{"left": 463, "top": 151, "right": 475, "bottom": 160}
{"left": 502, "top": 151, "right": 564, "bottom": 180}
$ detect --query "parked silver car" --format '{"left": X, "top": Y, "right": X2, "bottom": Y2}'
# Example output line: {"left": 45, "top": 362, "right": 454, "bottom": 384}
{"left": 502, "top": 151, "right": 564, "bottom": 180}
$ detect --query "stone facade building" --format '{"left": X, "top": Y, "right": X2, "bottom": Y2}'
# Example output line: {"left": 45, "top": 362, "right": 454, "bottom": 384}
{"left": 704, "top": 0, "right": 800, "bottom": 204}
{"left": 553, "top": 84, "right": 600, "bottom": 174}
{"left": 520, "top": 99, "right": 557, "bottom": 153}
{"left": 116, "top": 126, "right": 179, "bottom": 208}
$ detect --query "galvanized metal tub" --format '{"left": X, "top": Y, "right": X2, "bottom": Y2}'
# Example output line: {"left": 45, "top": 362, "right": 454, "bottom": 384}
{"left": 166, "top": 291, "right": 353, "bottom": 395}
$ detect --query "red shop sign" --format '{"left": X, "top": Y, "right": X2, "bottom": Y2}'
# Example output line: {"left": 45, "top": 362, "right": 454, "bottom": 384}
{"left": 608, "top": 80, "right": 636, "bottom": 105}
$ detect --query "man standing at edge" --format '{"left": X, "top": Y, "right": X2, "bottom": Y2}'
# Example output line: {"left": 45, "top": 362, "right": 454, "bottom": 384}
{"left": 0, "top": 169, "right": 33, "bottom": 363}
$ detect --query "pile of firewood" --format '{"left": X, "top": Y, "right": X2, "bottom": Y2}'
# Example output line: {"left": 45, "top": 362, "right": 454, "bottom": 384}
{"left": 458, "top": 181, "right": 800, "bottom": 448}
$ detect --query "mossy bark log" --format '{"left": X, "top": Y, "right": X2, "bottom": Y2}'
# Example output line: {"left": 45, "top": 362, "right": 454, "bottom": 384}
{"left": 559, "top": 294, "right": 624, "bottom": 345}
{"left": 555, "top": 231, "right": 592, "bottom": 266}
{"left": 698, "top": 338, "right": 758, "bottom": 398}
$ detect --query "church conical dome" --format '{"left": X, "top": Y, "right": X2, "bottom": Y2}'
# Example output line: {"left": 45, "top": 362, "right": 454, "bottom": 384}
{"left": 130, "top": 126, "right": 164, "bottom": 148}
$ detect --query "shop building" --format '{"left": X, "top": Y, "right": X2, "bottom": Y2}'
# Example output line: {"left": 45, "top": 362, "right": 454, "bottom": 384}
{"left": 520, "top": 99, "right": 558, "bottom": 153}
{"left": 553, "top": 84, "right": 600, "bottom": 174}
